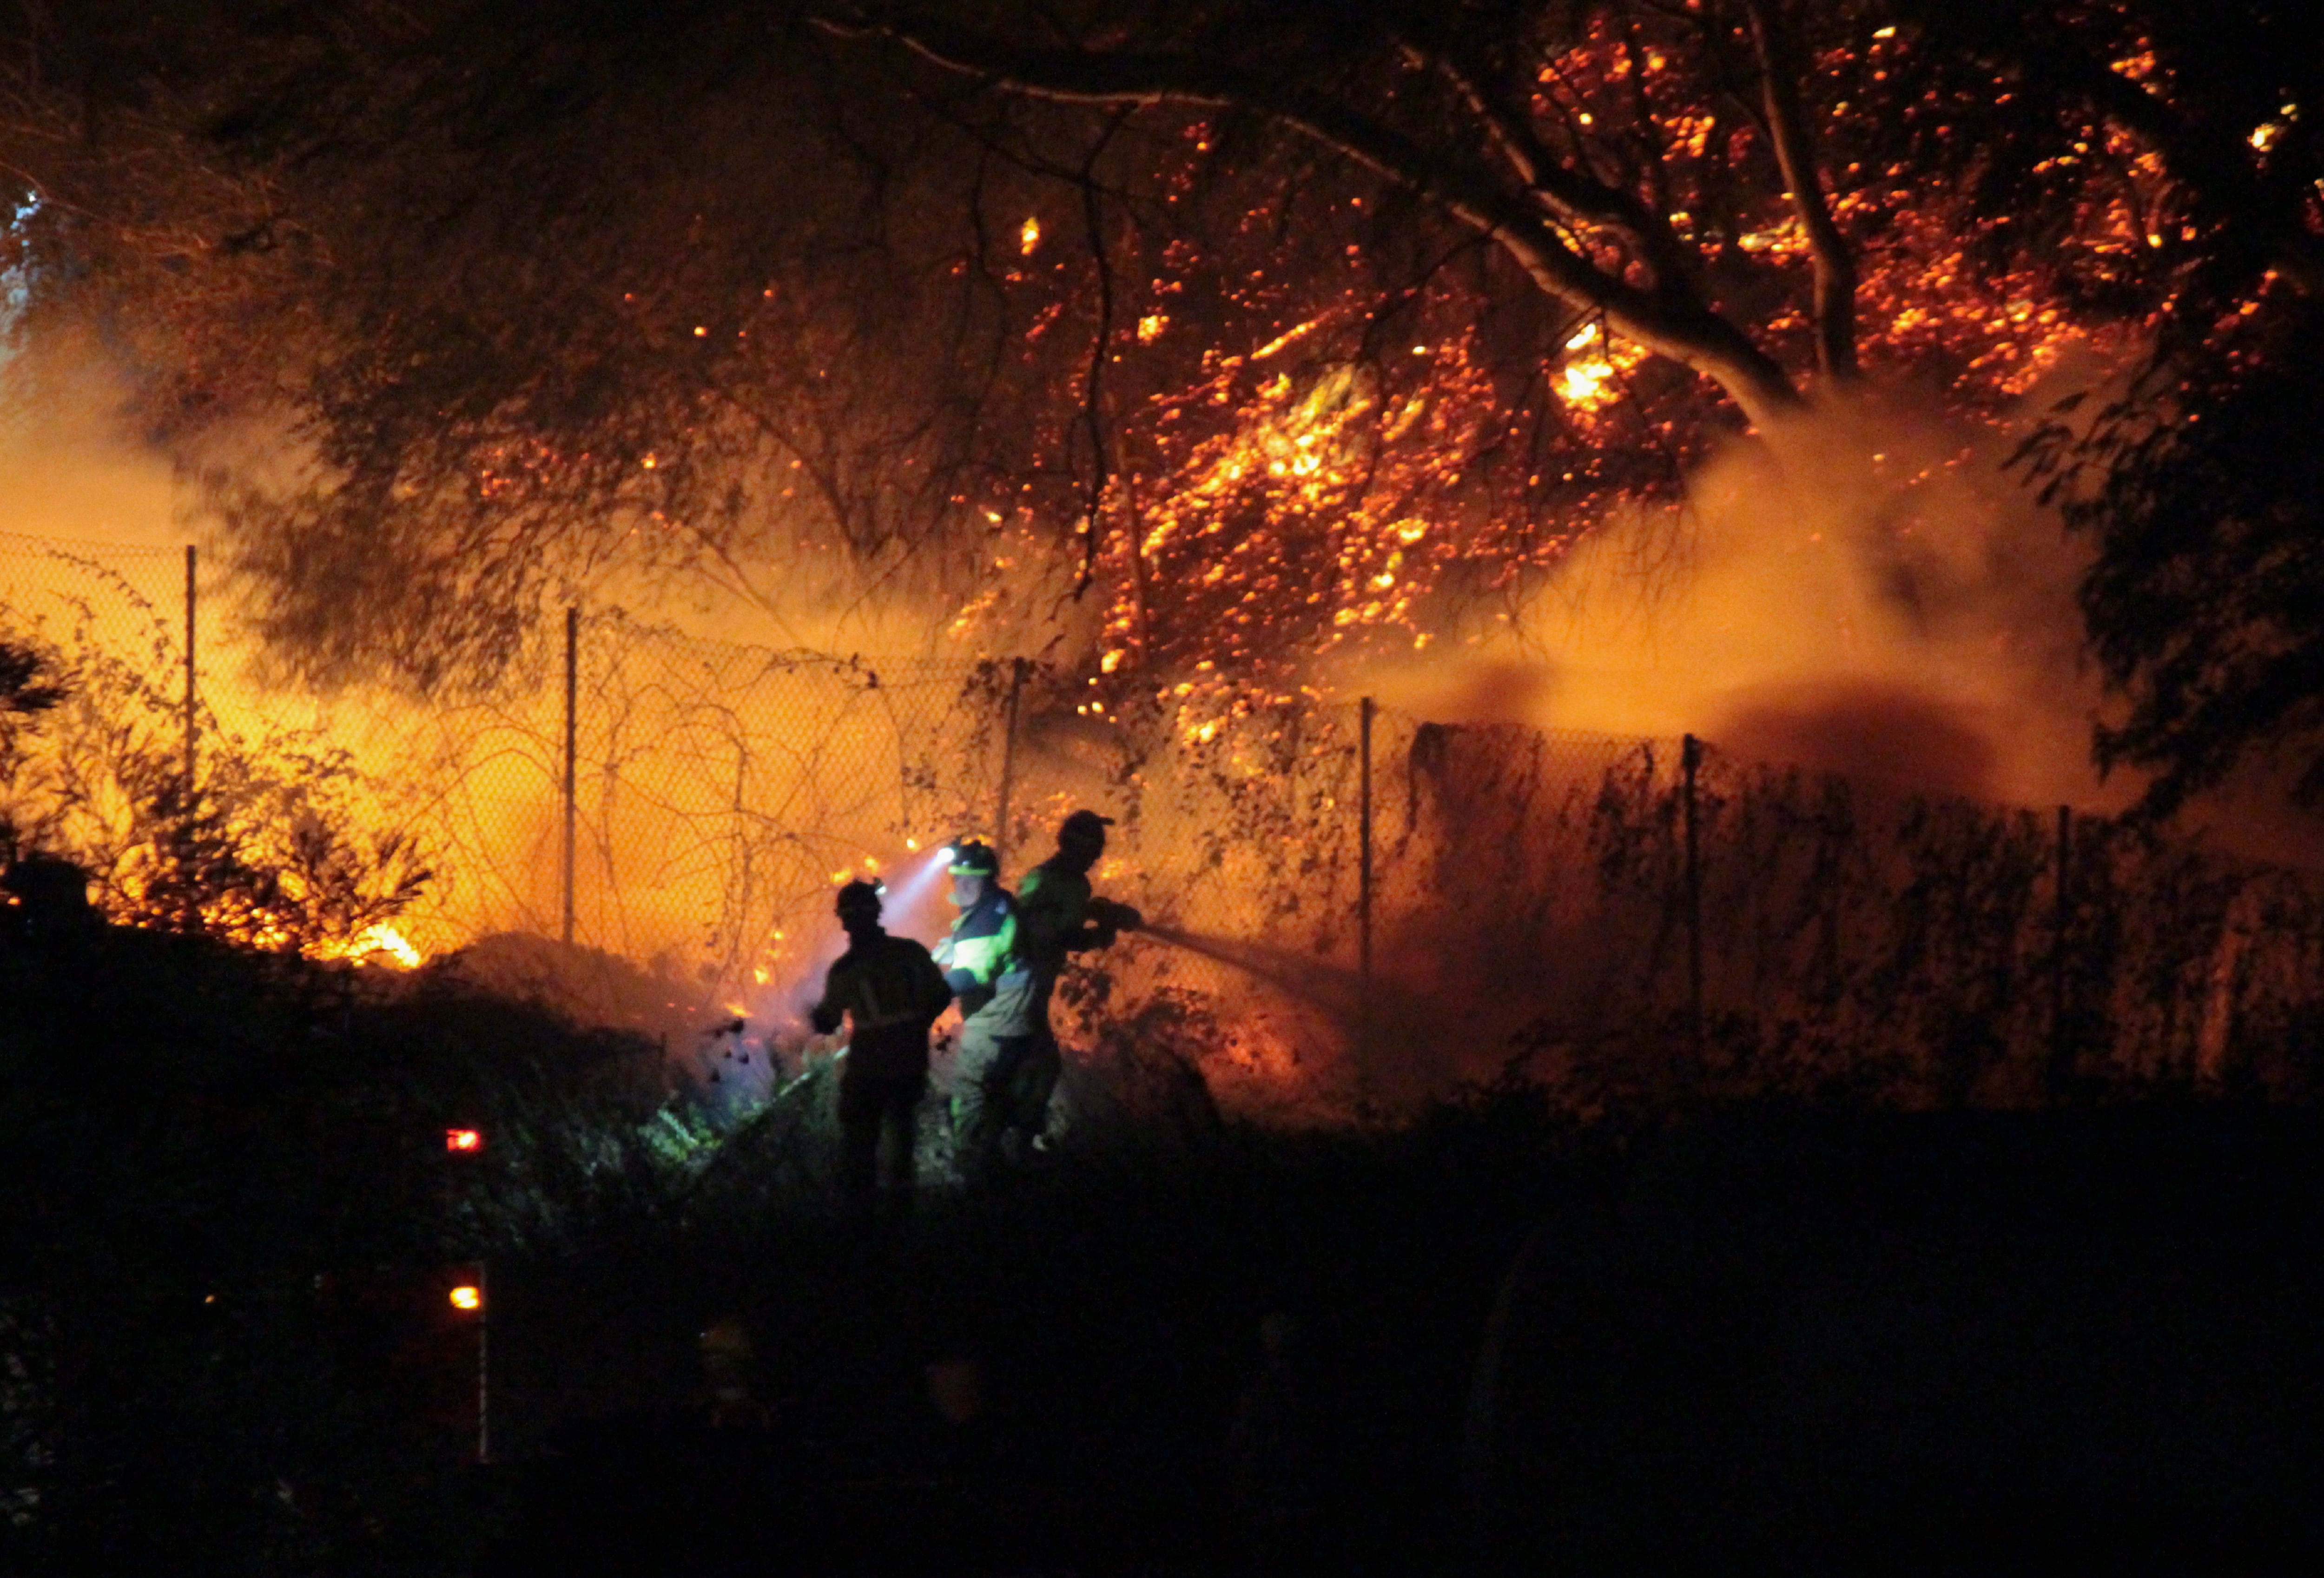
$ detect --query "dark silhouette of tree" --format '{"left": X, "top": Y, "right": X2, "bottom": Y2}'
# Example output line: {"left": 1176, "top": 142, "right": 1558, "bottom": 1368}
{"left": 1, "top": 634, "right": 68, "bottom": 868}
{"left": 6, "top": 1, "right": 2317, "bottom": 742}
{"left": 2020, "top": 302, "right": 2324, "bottom": 816}
{"left": 0, "top": 637, "right": 64, "bottom": 732}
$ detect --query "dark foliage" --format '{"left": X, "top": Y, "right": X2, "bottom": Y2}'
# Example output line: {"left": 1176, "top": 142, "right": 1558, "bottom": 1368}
{"left": 1, "top": 611, "right": 433, "bottom": 951}
{"left": 1896, "top": 0, "right": 2324, "bottom": 307}
{"left": 2023, "top": 303, "right": 2324, "bottom": 815}
{"left": 7, "top": 901, "right": 2324, "bottom": 1574}
{"left": 0, "top": 919, "right": 666, "bottom": 1574}
{"left": 0, "top": 638, "right": 66, "bottom": 726}
{"left": 0, "top": 636, "right": 67, "bottom": 871}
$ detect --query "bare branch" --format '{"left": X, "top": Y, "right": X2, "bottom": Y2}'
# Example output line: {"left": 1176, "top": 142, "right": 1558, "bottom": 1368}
{"left": 1742, "top": 0, "right": 1858, "bottom": 381}
{"left": 1072, "top": 109, "right": 1130, "bottom": 592}
{"left": 824, "top": 8, "right": 1804, "bottom": 424}
{"left": 1406, "top": 35, "right": 1700, "bottom": 298}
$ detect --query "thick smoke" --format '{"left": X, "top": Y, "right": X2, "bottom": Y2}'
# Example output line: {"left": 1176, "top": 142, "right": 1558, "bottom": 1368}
{"left": 0, "top": 353, "right": 187, "bottom": 553}
{"left": 1366, "top": 381, "right": 2133, "bottom": 815}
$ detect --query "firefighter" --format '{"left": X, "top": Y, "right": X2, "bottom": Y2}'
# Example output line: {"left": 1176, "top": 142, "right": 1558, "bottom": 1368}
{"left": 931, "top": 839, "right": 1037, "bottom": 1184}
{"left": 1011, "top": 809, "right": 1140, "bottom": 1152}
{"left": 810, "top": 879, "right": 954, "bottom": 1205}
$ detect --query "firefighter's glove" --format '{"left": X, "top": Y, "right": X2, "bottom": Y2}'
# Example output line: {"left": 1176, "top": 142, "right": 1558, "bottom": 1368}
{"left": 1089, "top": 898, "right": 1143, "bottom": 935}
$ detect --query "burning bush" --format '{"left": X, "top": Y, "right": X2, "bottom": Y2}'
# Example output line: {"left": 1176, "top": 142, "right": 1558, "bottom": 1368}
{"left": 0, "top": 609, "right": 430, "bottom": 956}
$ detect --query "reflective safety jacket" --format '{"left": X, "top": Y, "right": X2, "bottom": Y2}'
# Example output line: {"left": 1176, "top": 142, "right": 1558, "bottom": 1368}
{"left": 811, "top": 931, "right": 953, "bottom": 1078}
{"left": 933, "top": 888, "right": 1025, "bottom": 1019}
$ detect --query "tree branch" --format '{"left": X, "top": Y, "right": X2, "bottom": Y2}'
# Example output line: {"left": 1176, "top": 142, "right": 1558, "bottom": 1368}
{"left": 1742, "top": 0, "right": 1858, "bottom": 381}
{"left": 1946, "top": 20, "right": 2324, "bottom": 299}
{"left": 2068, "top": 59, "right": 2324, "bottom": 297}
{"left": 821, "top": 8, "right": 1804, "bottom": 426}
{"left": 1403, "top": 35, "right": 1702, "bottom": 302}
{"left": 1073, "top": 109, "right": 1129, "bottom": 593}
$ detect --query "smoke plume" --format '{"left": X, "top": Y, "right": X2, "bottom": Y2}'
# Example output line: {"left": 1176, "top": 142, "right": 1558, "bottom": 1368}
{"left": 1366, "top": 381, "right": 2131, "bottom": 813}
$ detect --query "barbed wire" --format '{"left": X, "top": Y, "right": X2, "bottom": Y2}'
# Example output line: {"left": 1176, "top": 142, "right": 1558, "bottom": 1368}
{"left": 8, "top": 531, "right": 2324, "bottom": 1112}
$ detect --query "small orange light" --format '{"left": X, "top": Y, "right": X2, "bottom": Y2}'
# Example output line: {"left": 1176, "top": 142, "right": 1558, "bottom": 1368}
{"left": 445, "top": 1128, "right": 483, "bottom": 1152}
{"left": 449, "top": 1285, "right": 482, "bottom": 1311}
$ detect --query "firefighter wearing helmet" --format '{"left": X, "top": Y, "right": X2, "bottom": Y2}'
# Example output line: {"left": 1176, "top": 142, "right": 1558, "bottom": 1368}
{"left": 931, "top": 838, "right": 1038, "bottom": 1184}
{"left": 1011, "top": 809, "right": 1141, "bottom": 1152}
{"left": 810, "top": 878, "right": 954, "bottom": 1204}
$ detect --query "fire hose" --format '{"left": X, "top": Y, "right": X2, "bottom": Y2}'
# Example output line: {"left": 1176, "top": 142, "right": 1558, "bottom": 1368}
{"left": 679, "top": 1039, "right": 847, "bottom": 1203}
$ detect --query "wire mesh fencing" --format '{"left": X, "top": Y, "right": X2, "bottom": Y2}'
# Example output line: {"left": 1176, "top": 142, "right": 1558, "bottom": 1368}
{"left": 8, "top": 530, "right": 2324, "bottom": 1114}
{"left": 1, "top": 535, "right": 1013, "bottom": 1004}
{"left": 1375, "top": 723, "right": 2324, "bottom": 1111}
{"left": 310, "top": 616, "right": 1015, "bottom": 977}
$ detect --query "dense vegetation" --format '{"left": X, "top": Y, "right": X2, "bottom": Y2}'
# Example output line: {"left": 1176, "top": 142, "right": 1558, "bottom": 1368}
{"left": 7, "top": 901, "right": 2323, "bottom": 1573}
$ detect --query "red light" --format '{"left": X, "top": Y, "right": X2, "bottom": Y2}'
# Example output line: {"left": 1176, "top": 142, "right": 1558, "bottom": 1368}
{"left": 445, "top": 1128, "right": 483, "bottom": 1152}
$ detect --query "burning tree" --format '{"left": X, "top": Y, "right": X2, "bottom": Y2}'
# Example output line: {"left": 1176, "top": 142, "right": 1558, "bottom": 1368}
{"left": 1, "top": 0, "right": 2318, "bottom": 786}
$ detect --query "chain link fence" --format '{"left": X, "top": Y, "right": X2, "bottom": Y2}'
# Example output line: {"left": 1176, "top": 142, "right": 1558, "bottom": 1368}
{"left": 7, "top": 531, "right": 2323, "bottom": 1114}
{"left": 1375, "top": 721, "right": 2324, "bottom": 1113}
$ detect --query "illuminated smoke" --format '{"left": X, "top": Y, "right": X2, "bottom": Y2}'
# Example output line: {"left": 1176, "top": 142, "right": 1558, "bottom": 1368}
{"left": 745, "top": 843, "right": 960, "bottom": 1044}
{"left": 1361, "top": 381, "right": 2130, "bottom": 813}
{"left": 882, "top": 842, "right": 961, "bottom": 925}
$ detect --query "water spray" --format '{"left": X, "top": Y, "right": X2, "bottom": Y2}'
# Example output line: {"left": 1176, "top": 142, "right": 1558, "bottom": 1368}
{"left": 1135, "top": 920, "right": 1364, "bottom": 1022}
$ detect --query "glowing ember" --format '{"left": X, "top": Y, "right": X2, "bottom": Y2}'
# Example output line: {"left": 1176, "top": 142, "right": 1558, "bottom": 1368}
{"left": 353, "top": 922, "right": 424, "bottom": 968}
{"left": 917, "top": 7, "right": 2156, "bottom": 734}
{"left": 445, "top": 1128, "right": 483, "bottom": 1153}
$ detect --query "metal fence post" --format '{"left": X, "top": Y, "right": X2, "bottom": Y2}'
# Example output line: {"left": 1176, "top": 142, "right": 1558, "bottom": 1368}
{"left": 183, "top": 545, "right": 200, "bottom": 933}
{"left": 2050, "top": 803, "right": 2072, "bottom": 1101}
{"left": 562, "top": 608, "right": 579, "bottom": 948}
{"left": 182, "top": 545, "right": 197, "bottom": 803}
{"left": 1360, "top": 697, "right": 1375, "bottom": 992}
{"left": 994, "top": 657, "right": 1027, "bottom": 869}
{"left": 476, "top": 1259, "right": 490, "bottom": 1466}
{"left": 1683, "top": 733, "right": 1704, "bottom": 1053}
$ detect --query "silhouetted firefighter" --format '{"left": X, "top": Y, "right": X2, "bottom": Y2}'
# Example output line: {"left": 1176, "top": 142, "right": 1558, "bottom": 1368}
{"left": 1011, "top": 809, "right": 1140, "bottom": 1154}
{"left": 811, "top": 879, "right": 953, "bottom": 1207}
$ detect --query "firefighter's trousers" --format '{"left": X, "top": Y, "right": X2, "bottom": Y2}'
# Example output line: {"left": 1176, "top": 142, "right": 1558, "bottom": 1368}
{"left": 837, "top": 1064, "right": 925, "bottom": 1199}
{"left": 950, "top": 975, "right": 1049, "bottom": 1183}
